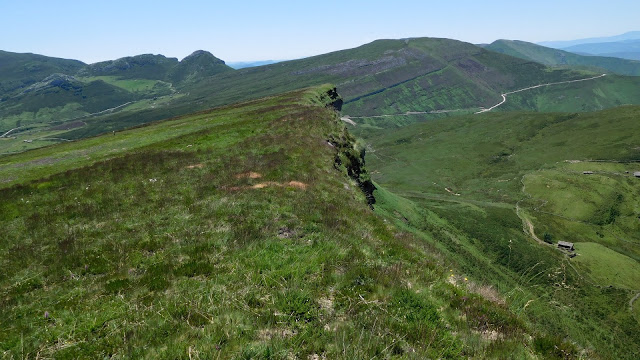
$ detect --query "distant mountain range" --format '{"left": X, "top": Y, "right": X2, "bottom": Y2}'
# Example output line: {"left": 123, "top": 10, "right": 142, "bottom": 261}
{"left": 4, "top": 36, "right": 640, "bottom": 151}
{"left": 561, "top": 39, "right": 640, "bottom": 61}
{"left": 538, "top": 31, "right": 640, "bottom": 48}
{"left": 227, "top": 60, "right": 283, "bottom": 69}
{"left": 538, "top": 31, "right": 640, "bottom": 61}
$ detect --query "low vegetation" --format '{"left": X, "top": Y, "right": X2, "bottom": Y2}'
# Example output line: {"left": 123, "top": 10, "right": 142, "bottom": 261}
{"left": 1, "top": 86, "right": 567, "bottom": 358}
{"left": 355, "top": 105, "right": 640, "bottom": 358}
{"left": 2, "top": 34, "right": 640, "bottom": 359}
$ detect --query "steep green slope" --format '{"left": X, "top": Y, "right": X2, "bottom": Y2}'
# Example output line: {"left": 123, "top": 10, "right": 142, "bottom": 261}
{"left": 353, "top": 106, "right": 640, "bottom": 358}
{"left": 1, "top": 86, "right": 563, "bottom": 358}
{"left": 486, "top": 39, "right": 640, "bottom": 76}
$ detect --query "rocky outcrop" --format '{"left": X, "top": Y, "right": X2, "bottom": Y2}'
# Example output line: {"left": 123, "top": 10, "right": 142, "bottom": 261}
{"left": 23, "top": 73, "right": 82, "bottom": 93}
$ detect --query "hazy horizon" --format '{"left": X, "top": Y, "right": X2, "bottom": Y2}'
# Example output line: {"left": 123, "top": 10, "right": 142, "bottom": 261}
{"left": 2, "top": 0, "right": 639, "bottom": 64}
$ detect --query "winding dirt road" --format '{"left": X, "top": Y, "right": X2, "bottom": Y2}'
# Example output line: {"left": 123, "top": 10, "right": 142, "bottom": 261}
{"left": 475, "top": 74, "right": 607, "bottom": 114}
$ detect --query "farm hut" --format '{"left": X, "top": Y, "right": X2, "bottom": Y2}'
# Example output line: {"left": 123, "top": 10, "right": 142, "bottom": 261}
{"left": 634, "top": 171, "right": 640, "bottom": 178}
{"left": 557, "top": 241, "right": 574, "bottom": 251}
{"left": 583, "top": 171, "right": 594, "bottom": 175}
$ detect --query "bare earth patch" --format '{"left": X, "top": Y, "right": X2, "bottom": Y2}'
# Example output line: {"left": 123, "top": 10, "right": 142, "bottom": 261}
{"left": 236, "top": 172, "right": 262, "bottom": 179}
{"left": 258, "top": 328, "right": 296, "bottom": 341}
{"left": 252, "top": 181, "right": 308, "bottom": 190}
{"left": 185, "top": 163, "right": 204, "bottom": 169}
{"left": 227, "top": 180, "right": 308, "bottom": 191}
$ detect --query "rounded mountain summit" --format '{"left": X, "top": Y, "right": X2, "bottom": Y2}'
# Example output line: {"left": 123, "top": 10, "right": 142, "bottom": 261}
{"left": 169, "top": 50, "right": 233, "bottom": 84}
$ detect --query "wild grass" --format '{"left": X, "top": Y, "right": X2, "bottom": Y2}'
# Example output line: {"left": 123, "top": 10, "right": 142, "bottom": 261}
{"left": 1, "top": 86, "right": 542, "bottom": 358}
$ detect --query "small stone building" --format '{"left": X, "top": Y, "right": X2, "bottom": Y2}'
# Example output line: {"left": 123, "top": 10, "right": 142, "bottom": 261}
{"left": 557, "top": 241, "right": 575, "bottom": 251}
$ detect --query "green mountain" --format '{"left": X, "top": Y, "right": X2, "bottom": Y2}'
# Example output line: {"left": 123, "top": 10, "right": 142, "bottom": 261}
{"left": 76, "top": 51, "right": 233, "bottom": 85}
{"left": 76, "top": 54, "right": 180, "bottom": 80}
{"left": 0, "top": 50, "right": 86, "bottom": 95}
{"left": 58, "top": 37, "right": 624, "bottom": 144}
{"left": 486, "top": 39, "right": 640, "bottom": 76}
{"left": 190, "top": 37, "right": 594, "bottom": 117}
{"left": 0, "top": 50, "right": 234, "bottom": 152}
{"left": 6, "top": 37, "right": 640, "bottom": 155}
{"left": 167, "top": 50, "right": 233, "bottom": 84}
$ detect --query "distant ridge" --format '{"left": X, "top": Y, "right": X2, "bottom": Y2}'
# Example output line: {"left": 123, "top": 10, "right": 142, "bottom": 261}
{"left": 486, "top": 39, "right": 640, "bottom": 76}
{"left": 538, "top": 31, "right": 640, "bottom": 49}
{"left": 562, "top": 39, "right": 640, "bottom": 61}
{"left": 227, "top": 60, "right": 283, "bottom": 69}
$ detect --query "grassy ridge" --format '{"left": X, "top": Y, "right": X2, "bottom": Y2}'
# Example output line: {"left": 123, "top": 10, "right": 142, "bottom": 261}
{"left": 1, "top": 86, "right": 561, "bottom": 358}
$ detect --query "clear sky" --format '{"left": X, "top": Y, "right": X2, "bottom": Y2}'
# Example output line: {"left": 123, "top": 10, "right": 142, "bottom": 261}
{"left": 1, "top": 0, "right": 638, "bottom": 64}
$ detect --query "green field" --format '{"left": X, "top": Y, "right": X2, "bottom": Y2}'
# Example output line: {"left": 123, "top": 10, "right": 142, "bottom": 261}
{"left": 572, "top": 242, "right": 640, "bottom": 289}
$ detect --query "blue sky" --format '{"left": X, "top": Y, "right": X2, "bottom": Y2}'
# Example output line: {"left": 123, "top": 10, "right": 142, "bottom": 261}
{"left": 1, "top": 0, "right": 638, "bottom": 63}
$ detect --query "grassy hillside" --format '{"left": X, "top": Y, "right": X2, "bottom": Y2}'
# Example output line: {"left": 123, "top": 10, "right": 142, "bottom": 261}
{"left": 1, "top": 86, "right": 571, "bottom": 358}
{"left": 353, "top": 106, "right": 640, "bottom": 358}
{"left": 486, "top": 40, "right": 640, "bottom": 76}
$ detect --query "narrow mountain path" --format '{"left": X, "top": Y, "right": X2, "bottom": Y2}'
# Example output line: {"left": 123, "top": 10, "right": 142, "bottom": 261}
{"left": 340, "top": 117, "right": 357, "bottom": 126}
{"left": 89, "top": 101, "right": 134, "bottom": 116}
{"left": 475, "top": 73, "right": 607, "bottom": 114}
{"left": 346, "top": 109, "right": 467, "bottom": 119}
{"left": 342, "top": 74, "right": 606, "bottom": 119}
{"left": 516, "top": 203, "right": 550, "bottom": 246}
{"left": 516, "top": 173, "right": 553, "bottom": 247}
{"left": 0, "top": 127, "right": 24, "bottom": 138}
